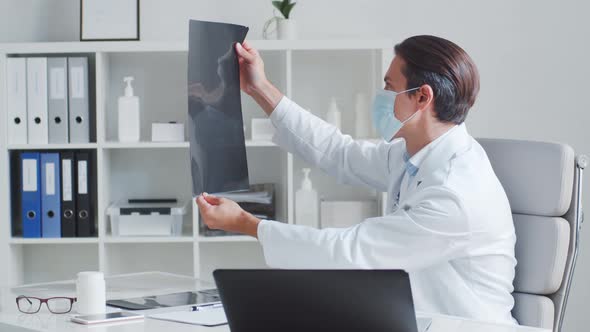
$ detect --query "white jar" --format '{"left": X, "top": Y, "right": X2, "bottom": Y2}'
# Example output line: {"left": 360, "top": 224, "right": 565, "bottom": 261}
{"left": 76, "top": 271, "right": 106, "bottom": 315}
{"left": 277, "top": 18, "right": 297, "bottom": 40}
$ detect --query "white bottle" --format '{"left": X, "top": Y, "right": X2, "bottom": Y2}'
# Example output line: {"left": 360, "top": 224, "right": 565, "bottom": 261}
{"left": 326, "top": 97, "right": 341, "bottom": 130}
{"left": 354, "top": 92, "right": 371, "bottom": 139}
{"left": 118, "top": 76, "right": 140, "bottom": 142}
{"left": 295, "top": 168, "right": 319, "bottom": 228}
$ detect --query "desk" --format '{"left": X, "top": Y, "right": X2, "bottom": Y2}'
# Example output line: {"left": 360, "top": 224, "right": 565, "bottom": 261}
{"left": 0, "top": 272, "right": 550, "bottom": 332}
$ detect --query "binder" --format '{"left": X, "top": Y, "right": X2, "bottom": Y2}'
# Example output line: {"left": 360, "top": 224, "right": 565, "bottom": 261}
{"left": 26, "top": 58, "right": 49, "bottom": 144}
{"left": 21, "top": 152, "right": 41, "bottom": 238}
{"left": 68, "top": 57, "right": 90, "bottom": 143}
{"left": 47, "top": 58, "right": 69, "bottom": 144}
{"left": 7, "top": 57, "right": 28, "bottom": 144}
{"left": 60, "top": 151, "right": 76, "bottom": 237}
{"left": 41, "top": 153, "right": 61, "bottom": 237}
{"left": 75, "top": 151, "right": 94, "bottom": 236}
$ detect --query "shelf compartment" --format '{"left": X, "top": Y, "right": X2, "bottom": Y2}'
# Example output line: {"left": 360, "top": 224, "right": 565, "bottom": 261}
{"left": 291, "top": 49, "right": 380, "bottom": 139}
{"left": 9, "top": 149, "right": 99, "bottom": 238}
{"left": 102, "top": 148, "right": 193, "bottom": 237}
{"left": 104, "top": 243, "right": 193, "bottom": 277}
{"left": 20, "top": 244, "right": 99, "bottom": 284}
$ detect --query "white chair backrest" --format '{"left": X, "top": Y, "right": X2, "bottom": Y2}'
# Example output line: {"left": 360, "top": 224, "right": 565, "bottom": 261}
{"left": 478, "top": 138, "right": 584, "bottom": 332}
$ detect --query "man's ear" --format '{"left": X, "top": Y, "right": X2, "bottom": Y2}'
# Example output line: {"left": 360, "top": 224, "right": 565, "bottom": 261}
{"left": 417, "top": 84, "right": 434, "bottom": 110}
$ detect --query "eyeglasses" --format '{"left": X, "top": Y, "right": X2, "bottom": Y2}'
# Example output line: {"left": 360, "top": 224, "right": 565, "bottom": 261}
{"left": 16, "top": 295, "right": 77, "bottom": 314}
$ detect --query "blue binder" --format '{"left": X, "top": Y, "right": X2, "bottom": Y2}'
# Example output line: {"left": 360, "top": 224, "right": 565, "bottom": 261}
{"left": 21, "top": 152, "right": 41, "bottom": 238}
{"left": 41, "top": 153, "right": 61, "bottom": 238}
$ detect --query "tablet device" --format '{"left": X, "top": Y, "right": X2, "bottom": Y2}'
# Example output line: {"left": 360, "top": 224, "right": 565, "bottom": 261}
{"left": 106, "top": 290, "right": 220, "bottom": 310}
{"left": 71, "top": 311, "right": 143, "bottom": 325}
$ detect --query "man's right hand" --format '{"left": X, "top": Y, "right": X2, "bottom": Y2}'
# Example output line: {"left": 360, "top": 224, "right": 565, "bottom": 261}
{"left": 235, "top": 41, "right": 284, "bottom": 115}
{"left": 235, "top": 42, "right": 267, "bottom": 96}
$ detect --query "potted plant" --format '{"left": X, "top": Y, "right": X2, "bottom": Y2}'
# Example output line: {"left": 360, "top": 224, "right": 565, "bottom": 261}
{"left": 273, "top": 0, "right": 297, "bottom": 40}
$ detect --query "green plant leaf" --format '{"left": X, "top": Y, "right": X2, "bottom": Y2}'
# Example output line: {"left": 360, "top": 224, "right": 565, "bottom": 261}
{"left": 272, "top": 1, "right": 285, "bottom": 15}
{"left": 282, "top": 2, "right": 296, "bottom": 19}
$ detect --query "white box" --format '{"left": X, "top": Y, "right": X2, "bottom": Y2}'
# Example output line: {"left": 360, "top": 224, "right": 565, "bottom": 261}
{"left": 320, "top": 200, "right": 378, "bottom": 229}
{"left": 251, "top": 118, "right": 275, "bottom": 141}
{"left": 107, "top": 200, "right": 187, "bottom": 236}
{"left": 151, "top": 122, "right": 185, "bottom": 142}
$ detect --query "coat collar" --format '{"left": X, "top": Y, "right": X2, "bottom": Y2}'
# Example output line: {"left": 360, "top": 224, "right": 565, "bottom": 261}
{"left": 405, "top": 123, "right": 473, "bottom": 192}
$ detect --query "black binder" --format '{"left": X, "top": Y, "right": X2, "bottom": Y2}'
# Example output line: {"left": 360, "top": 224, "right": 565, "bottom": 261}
{"left": 75, "top": 151, "right": 94, "bottom": 237}
{"left": 60, "top": 151, "right": 76, "bottom": 237}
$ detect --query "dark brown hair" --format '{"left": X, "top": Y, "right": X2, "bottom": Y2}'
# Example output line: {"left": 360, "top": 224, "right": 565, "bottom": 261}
{"left": 394, "top": 35, "right": 480, "bottom": 124}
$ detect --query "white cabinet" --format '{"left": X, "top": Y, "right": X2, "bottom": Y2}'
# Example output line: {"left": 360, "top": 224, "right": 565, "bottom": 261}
{"left": 0, "top": 40, "right": 391, "bottom": 286}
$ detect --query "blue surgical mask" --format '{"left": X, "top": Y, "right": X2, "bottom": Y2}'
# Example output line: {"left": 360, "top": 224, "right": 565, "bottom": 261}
{"left": 371, "top": 87, "right": 420, "bottom": 142}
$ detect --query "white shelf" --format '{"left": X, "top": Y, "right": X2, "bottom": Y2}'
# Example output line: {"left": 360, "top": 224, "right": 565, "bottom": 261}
{"left": 0, "top": 39, "right": 392, "bottom": 54}
{"left": 7, "top": 143, "right": 98, "bottom": 150}
{"left": 103, "top": 236, "right": 194, "bottom": 243}
{"left": 197, "top": 235, "right": 258, "bottom": 243}
{"left": 102, "top": 141, "right": 189, "bottom": 149}
{"left": 102, "top": 140, "right": 275, "bottom": 149}
{"left": 9, "top": 238, "right": 99, "bottom": 245}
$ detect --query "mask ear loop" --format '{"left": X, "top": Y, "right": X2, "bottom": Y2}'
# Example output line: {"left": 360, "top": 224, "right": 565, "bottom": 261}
{"left": 396, "top": 87, "right": 422, "bottom": 123}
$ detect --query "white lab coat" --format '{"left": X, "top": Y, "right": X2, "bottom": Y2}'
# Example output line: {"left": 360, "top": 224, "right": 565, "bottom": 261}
{"left": 258, "top": 96, "right": 518, "bottom": 324}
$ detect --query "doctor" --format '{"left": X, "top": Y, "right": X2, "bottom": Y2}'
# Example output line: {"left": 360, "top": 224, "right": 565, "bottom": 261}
{"left": 196, "top": 35, "right": 517, "bottom": 324}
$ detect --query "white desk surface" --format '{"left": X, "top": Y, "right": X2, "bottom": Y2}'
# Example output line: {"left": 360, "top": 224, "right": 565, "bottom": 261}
{"left": 0, "top": 272, "right": 550, "bottom": 332}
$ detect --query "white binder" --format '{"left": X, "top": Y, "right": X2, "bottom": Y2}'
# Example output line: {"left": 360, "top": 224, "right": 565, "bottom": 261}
{"left": 68, "top": 57, "right": 90, "bottom": 143}
{"left": 7, "top": 58, "right": 28, "bottom": 144}
{"left": 26, "top": 57, "right": 49, "bottom": 144}
{"left": 47, "top": 57, "right": 69, "bottom": 144}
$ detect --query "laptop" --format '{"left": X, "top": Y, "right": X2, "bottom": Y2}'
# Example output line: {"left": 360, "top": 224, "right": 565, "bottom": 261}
{"left": 214, "top": 269, "right": 428, "bottom": 332}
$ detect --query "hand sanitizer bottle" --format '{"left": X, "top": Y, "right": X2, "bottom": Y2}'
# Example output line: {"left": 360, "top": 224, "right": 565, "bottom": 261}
{"left": 326, "top": 97, "right": 342, "bottom": 130}
{"left": 295, "top": 168, "right": 319, "bottom": 228}
{"left": 118, "top": 77, "right": 140, "bottom": 142}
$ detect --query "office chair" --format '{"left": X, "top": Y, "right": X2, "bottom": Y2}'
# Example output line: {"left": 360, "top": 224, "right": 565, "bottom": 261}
{"left": 478, "top": 138, "right": 587, "bottom": 332}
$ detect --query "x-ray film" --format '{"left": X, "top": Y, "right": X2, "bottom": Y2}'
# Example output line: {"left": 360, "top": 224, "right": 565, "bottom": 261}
{"left": 188, "top": 20, "right": 250, "bottom": 195}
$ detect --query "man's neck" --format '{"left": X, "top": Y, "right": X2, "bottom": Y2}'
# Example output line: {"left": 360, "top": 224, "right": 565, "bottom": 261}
{"left": 405, "top": 122, "right": 456, "bottom": 157}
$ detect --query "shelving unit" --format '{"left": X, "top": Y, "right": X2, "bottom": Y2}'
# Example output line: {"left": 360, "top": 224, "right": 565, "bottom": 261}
{"left": 0, "top": 39, "right": 392, "bottom": 287}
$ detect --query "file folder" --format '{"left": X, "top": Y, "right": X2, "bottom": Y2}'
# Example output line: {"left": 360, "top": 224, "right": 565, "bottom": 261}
{"left": 60, "top": 151, "right": 76, "bottom": 237}
{"left": 68, "top": 57, "right": 90, "bottom": 143}
{"left": 75, "top": 152, "right": 94, "bottom": 236}
{"left": 7, "top": 57, "right": 28, "bottom": 144}
{"left": 41, "top": 153, "right": 61, "bottom": 237}
{"left": 26, "top": 58, "right": 49, "bottom": 144}
{"left": 21, "top": 152, "right": 41, "bottom": 238}
{"left": 48, "top": 58, "right": 69, "bottom": 144}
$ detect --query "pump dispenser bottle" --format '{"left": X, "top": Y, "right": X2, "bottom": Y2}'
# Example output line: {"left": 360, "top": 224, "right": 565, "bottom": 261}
{"left": 118, "top": 76, "right": 140, "bottom": 142}
{"left": 295, "top": 168, "right": 319, "bottom": 228}
{"left": 326, "top": 97, "right": 342, "bottom": 130}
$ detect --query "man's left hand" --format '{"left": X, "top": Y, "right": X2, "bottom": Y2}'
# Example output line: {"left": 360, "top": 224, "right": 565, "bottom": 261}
{"left": 196, "top": 193, "right": 261, "bottom": 238}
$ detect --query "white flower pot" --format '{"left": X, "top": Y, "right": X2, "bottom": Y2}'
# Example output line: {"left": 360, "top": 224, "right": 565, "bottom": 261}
{"left": 277, "top": 18, "right": 297, "bottom": 40}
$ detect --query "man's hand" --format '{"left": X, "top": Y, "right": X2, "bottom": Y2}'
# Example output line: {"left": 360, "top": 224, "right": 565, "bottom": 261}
{"left": 196, "top": 193, "right": 261, "bottom": 238}
{"left": 235, "top": 41, "right": 283, "bottom": 116}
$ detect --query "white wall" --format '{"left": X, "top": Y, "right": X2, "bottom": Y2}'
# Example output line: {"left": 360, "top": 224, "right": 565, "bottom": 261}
{"left": 1, "top": 0, "right": 589, "bottom": 330}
